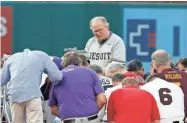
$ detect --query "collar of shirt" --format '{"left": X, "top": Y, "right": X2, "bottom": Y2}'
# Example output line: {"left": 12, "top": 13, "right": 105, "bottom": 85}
{"left": 123, "top": 85, "right": 139, "bottom": 89}
{"left": 161, "top": 68, "right": 175, "bottom": 72}
{"left": 66, "top": 65, "right": 77, "bottom": 68}
{"left": 106, "top": 84, "right": 122, "bottom": 93}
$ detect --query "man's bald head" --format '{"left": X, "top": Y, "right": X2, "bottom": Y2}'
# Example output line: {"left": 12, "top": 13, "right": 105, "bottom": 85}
{"left": 122, "top": 77, "right": 139, "bottom": 87}
{"left": 151, "top": 50, "right": 171, "bottom": 66}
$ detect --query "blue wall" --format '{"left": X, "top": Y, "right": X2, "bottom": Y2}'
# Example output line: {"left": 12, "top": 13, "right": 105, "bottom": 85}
{"left": 123, "top": 8, "right": 187, "bottom": 72}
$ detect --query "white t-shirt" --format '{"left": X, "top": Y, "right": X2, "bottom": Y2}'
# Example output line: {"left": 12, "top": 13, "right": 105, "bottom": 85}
{"left": 98, "top": 84, "right": 122, "bottom": 121}
{"left": 85, "top": 33, "right": 126, "bottom": 68}
{"left": 40, "top": 73, "right": 48, "bottom": 88}
{"left": 141, "top": 78, "right": 184, "bottom": 123}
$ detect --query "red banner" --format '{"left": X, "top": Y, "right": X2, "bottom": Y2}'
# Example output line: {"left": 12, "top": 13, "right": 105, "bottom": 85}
{"left": 1, "top": 6, "right": 12, "bottom": 56}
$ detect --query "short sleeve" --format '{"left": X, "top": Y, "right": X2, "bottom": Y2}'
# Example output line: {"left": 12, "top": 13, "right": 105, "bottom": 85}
{"left": 89, "top": 70, "right": 104, "bottom": 95}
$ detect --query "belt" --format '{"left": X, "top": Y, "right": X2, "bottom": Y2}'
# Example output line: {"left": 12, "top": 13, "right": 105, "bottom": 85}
{"left": 101, "top": 120, "right": 108, "bottom": 123}
{"left": 64, "top": 115, "right": 98, "bottom": 123}
{"left": 173, "top": 121, "right": 179, "bottom": 123}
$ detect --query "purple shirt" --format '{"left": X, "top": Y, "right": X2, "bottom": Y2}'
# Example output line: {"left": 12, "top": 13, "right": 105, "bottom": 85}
{"left": 49, "top": 65, "right": 104, "bottom": 120}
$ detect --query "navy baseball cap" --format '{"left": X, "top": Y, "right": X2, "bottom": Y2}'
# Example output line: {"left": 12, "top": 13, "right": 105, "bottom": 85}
{"left": 51, "top": 56, "right": 64, "bottom": 70}
{"left": 127, "top": 59, "right": 143, "bottom": 72}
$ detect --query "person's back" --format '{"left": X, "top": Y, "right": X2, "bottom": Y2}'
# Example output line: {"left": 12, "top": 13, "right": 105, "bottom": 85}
{"left": 51, "top": 65, "right": 103, "bottom": 119}
{"left": 151, "top": 50, "right": 187, "bottom": 121}
{"left": 4, "top": 50, "right": 61, "bottom": 102}
{"left": 141, "top": 78, "right": 184, "bottom": 123}
{"left": 153, "top": 68, "right": 186, "bottom": 87}
{"left": 1, "top": 49, "right": 62, "bottom": 123}
{"left": 153, "top": 68, "right": 187, "bottom": 119}
{"left": 107, "top": 78, "right": 160, "bottom": 123}
{"left": 110, "top": 87, "right": 159, "bottom": 123}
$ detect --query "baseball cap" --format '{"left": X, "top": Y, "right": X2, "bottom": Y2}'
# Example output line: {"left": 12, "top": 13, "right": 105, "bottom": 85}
{"left": 127, "top": 59, "right": 143, "bottom": 72}
{"left": 51, "top": 56, "right": 64, "bottom": 70}
{"left": 125, "top": 72, "right": 145, "bottom": 86}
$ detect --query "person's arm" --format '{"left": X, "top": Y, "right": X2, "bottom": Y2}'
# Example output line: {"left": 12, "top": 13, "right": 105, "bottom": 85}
{"left": 151, "top": 94, "right": 160, "bottom": 123}
{"left": 96, "top": 93, "right": 107, "bottom": 110}
{"left": 40, "top": 52, "right": 62, "bottom": 83}
{"left": 108, "top": 122, "right": 114, "bottom": 123}
{"left": 1, "top": 61, "right": 10, "bottom": 86}
{"left": 48, "top": 84, "right": 60, "bottom": 118}
{"left": 90, "top": 70, "right": 107, "bottom": 110}
{"left": 111, "top": 38, "right": 126, "bottom": 63}
{"left": 107, "top": 93, "right": 115, "bottom": 122}
{"left": 50, "top": 105, "right": 60, "bottom": 118}
{"left": 152, "top": 121, "right": 160, "bottom": 123}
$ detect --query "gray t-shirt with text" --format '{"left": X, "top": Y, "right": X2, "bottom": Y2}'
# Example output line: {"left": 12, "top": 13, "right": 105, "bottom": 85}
{"left": 85, "top": 33, "right": 126, "bottom": 68}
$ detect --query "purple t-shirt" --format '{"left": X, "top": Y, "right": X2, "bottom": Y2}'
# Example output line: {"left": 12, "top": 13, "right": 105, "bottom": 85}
{"left": 49, "top": 65, "right": 104, "bottom": 120}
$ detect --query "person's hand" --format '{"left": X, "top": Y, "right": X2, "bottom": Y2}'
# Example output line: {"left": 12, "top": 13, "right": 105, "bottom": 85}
{"left": 45, "top": 77, "right": 51, "bottom": 84}
{"left": 185, "top": 117, "right": 187, "bottom": 123}
{"left": 5, "top": 95, "right": 9, "bottom": 101}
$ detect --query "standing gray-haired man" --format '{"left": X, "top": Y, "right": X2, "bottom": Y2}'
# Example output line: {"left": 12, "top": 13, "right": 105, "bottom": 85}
{"left": 85, "top": 16, "right": 126, "bottom": 68}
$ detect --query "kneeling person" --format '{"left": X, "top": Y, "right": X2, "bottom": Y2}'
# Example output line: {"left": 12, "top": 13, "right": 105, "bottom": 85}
{"left": 141, "top": 77, "right": 184, "bottom": 123}
{"left": 88, "top": 64, "right": 113, "bottom": 91}
{"left": 49, "top": 52, "right": 107, "bottom": 123}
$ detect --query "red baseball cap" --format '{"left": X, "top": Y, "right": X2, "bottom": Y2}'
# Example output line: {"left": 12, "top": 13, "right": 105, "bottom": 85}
{"left": 125, "top": 72, "right": 145, "bottom": 86}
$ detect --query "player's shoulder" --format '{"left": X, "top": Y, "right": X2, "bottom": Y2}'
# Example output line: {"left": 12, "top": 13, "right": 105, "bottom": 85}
{"left": 5, "top": 52, "right": 21, "bottom": 62}
{"left": 85, "top": 67, "right": 99, "bottom": 76}
{"left": 140, "top": 88, "right": 156, "bottom": 99}
{"left": 31, "top": 50, "right": 50, "bottom": 59}
{"left": 152, "top": 72, "right": 165, "bottom": 79}
{"left": 180, "top": 70, "right": 187, "bottom": 77}
{"left": 110, "top": 88, "right": 121, "bottom": 96}
{"left": 87, "top": 36, "right": 97, "bottom": 44}
{"left": 110, "top": 33, "right": 124, "bottom": 42}
{"left": 143, "top": 78, "right": 169, "bottom": 87}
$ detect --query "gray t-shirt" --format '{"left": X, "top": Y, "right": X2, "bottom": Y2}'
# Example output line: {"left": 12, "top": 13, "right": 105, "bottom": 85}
{"left": 85, "top": 33, "right": 126, "bottom": 68}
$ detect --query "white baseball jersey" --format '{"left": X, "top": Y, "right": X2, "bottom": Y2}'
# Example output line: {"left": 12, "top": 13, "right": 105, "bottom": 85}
{"left": 85, "top": 33, "right": 126, "bottom": 68}
{"left": 141, "top": 78, "right": 184, "bottom": 123}
{"left": 99, "top": 76, "right": 113, "bottom": 91}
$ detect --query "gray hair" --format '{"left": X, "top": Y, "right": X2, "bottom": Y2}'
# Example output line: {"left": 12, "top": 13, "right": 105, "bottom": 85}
{"left": 90, "top": 16, "right": 109, "bottom": 28}
{"left": 62, "top": 52, "right": 82, "bottom": 68}
{"left": 88, "top": 64, "right": 103, "bottom": 74}
{"left": 122, "top": 77, "right": 139, "bottom": 86}
{"left": 79, "top": 54, "right": 89, "bottom": 66}
{"left": 151, "top": 50, "right": 171, "bottom": 66}
{"left": 105, "top": 62, "right": 126, "bottom": 75}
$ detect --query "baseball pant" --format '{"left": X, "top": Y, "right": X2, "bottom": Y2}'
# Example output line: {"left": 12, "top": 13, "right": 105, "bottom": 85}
{"left": 10, "top": 97, "right": 43, "bottom": 123}
{"left": 42, "top": 100, "right": 55, "bottom": 123}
